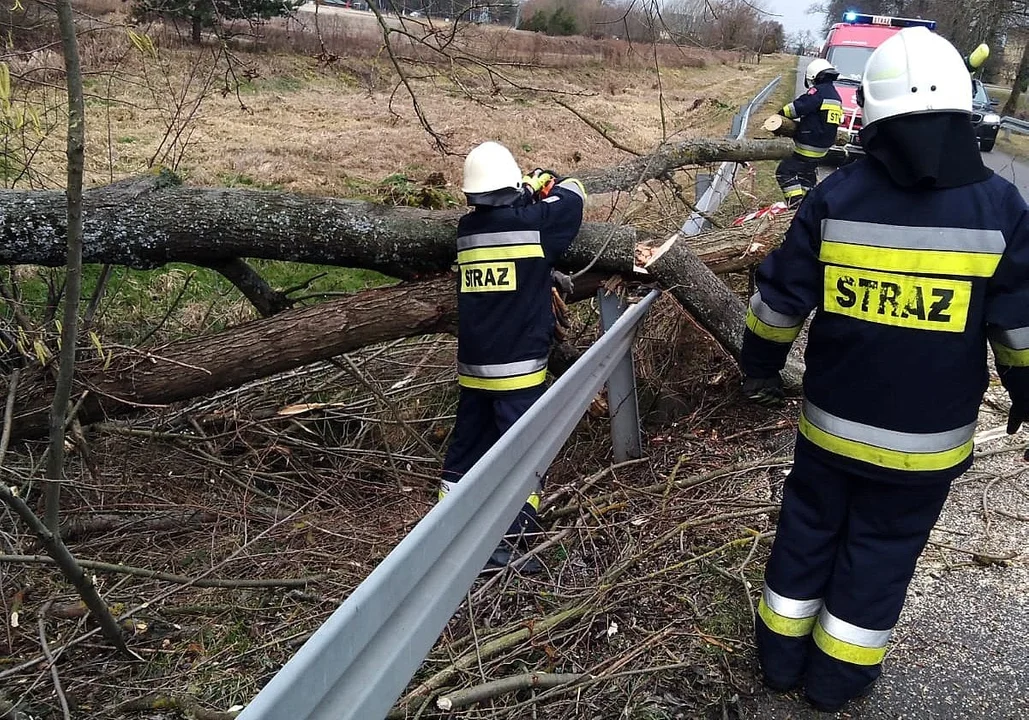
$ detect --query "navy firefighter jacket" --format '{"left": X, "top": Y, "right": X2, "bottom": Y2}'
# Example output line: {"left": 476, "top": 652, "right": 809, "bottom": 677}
{"left": 782, "top": 81, "right": 843, "bottom": 159}
{"left": 740, "top": 159, "right": 1029, "bottom": 483}
{"left": 455, "top": 179, "right": 585, "bottom": 392}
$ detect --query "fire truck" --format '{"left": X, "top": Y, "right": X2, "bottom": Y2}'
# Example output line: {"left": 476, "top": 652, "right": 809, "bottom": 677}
{"left": 820, "top": 12, "right": 937, "bottom": 160}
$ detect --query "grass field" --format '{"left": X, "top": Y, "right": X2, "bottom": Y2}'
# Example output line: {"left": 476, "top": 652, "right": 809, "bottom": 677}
{"left": 2, "top": 11, "right": 792, "bottom": 341}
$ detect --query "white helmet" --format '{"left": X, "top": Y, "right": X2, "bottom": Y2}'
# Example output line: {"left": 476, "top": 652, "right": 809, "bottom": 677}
{"left": 462, "top": 141, "right": 521, "bottom": 195}
{"left": 859, "top": 27, "right": 971, "bottom": 128}
{"left": 805, "top": 58, "right": 839, "bottom": 88}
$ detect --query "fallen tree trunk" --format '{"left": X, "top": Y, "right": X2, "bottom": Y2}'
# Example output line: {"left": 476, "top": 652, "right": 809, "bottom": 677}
{"left": 6, "top": 220, "right": 788, "bottom": 438}
{"left": 0, "top": 138, "right": 792, "bottom": 276}
{"left": 761, "top": 114, "right": 851, "bottom": 146}
{"left": 9, "top": 278, "right": 458, "bottom": 437}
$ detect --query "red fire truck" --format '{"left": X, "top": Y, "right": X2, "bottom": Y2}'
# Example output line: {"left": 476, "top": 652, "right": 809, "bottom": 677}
{"left": 820, "top": 12, "right": 937, "bottom": 159}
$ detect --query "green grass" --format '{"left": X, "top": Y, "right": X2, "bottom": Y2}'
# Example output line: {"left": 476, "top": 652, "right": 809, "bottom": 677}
{"left": 3, "top": 261, "right": 392, "bottom": 346}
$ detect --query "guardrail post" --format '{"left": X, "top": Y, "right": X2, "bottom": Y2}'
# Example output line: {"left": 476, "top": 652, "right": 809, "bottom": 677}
{"left": 695, "top": 173, "right": 712, "bottom": 200}
{"left": 598, "top": 290, "right": 643, "bottom": 462}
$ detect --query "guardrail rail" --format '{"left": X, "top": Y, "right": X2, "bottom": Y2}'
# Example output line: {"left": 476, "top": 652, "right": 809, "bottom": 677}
{"left": 236, "top": 74, "right": 784, "bottom": 720}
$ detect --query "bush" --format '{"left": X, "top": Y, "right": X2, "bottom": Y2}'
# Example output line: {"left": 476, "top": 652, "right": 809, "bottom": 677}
{"left": 519, "top": 5, "right": 579, "bottom": 37}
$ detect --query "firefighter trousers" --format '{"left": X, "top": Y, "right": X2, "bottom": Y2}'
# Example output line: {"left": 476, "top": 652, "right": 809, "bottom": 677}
{"left": 774, "top": 153, "right": 819, "bottom": 206}
{"left": 756, "top": 437, "right": 952, "bottom": 708}
{"left": 440, "top": 384, "right": 547, "bottom": 544}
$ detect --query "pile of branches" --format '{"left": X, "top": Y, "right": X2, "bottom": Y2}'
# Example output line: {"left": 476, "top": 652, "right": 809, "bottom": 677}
{"left": 0, "top": 298, "right": 798, "bottom": 719}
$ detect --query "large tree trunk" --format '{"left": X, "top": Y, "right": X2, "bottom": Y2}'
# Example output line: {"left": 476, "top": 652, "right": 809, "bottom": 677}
{"left": 10, "top": 278, "right": 459, "bottom": 438}
{"left": 6, "top": 222, "right": 782, "bottom": 438}
{"left": 1004, "top": 40, "right": 1029, "bottom": 117}
{"left": 0, "top": 138, "right": 792, "bottom": 274}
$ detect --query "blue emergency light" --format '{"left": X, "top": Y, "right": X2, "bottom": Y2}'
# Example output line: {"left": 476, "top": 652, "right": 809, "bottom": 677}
{"left": 841, "top": 11, "right": 936, "bottom": 30}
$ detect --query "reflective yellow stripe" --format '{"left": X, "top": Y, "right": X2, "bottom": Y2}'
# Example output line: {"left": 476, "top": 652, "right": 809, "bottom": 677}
{"left": 458, "top": 368, "right": 547, "bottom": 391}
{"left": 819, "top": 242, "right": 1001, "bottom": 278}
{"left": 784, "top": 187, "right": 808, "bottom": 199}
{"left": 794, "top": 145, "right": 829, "bottom": 159}
{"left": 813, "top": 622, "right": 887, "bottom": 666}
{"left": 526, "top": 491, "right": 541, "bottom": 510}
{"left": 758, "top": 597, "right": 817, "bottom": 637}
{"left": 799, "top": 412, "right": 973, "bottom": 471}
{"left": 783, "top": 104, "right": 795, "bottom": 119}
{"left": 820, "top": 100, "right": 843, "bottom": 110}
{"left": 992, "top": 342, "right": 1029, "bottom": 367}
{"left": 457, "top": 244, "right": 545, "bottom": 264}
{"left": 746, "top": 307, "right": 803, "bottom": 343}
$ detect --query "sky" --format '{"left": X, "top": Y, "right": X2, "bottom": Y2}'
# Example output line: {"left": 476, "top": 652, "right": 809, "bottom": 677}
{"left": 760, "top": 0, "right": 828, "bottom": 39}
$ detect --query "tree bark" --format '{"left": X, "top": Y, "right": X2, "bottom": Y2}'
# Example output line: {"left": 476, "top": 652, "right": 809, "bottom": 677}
{"left": 9, "top": 278, "right": 459, "bottom": 438}
{"left": 191, "top": 15, "right": 203, "bottom": 45}
{"left": 0, "top": 138, "right": 792, "bottom": 274}
{"left": 1004, "top": 39, "right": 1029, "bottom": 117}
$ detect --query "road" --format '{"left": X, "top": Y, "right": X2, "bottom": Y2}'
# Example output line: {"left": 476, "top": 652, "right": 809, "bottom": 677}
{"left": 797, "top": 56, "right": 1029, "bottom": 197}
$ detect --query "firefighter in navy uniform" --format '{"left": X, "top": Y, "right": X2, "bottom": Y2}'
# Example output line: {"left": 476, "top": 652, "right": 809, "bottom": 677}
{"left": 441, "top": 141, "right": 586, "bottom": 572}
{"left": 775, "top": 59, "right": 843, "bottom": 207}
{"left": 740, "top": 28, "right": 1029, "bottom": 712}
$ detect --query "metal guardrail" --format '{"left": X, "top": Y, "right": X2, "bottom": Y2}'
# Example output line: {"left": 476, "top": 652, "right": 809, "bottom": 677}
{"left": 1001, "top": 116, "right": 1029, "bottom": 135}
{"left": 679, "top": 75, "right": 782, "bottom": 236}
{"left": 236, "top": 289, "right": 661, "bottom": 720}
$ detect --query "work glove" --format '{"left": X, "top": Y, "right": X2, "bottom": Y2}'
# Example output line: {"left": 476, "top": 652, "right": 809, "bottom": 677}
{"left": 521, "top": 169, "right": 555, "bottom": 196}
{"left": 551, "top": 269, "right": 574, "bottom": 296}
{"left": 552, "top": 288, "right": 570, "bottom": 342}
{"left": 742, "top": 374, "right": 785, "bottom": 408}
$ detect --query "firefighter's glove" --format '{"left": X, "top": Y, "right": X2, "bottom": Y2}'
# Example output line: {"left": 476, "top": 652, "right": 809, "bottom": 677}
{"left": 552, "top": 288, "right": 570, "bottom": 341}
{"left": 521, "top": 169, "right": 555, "bottom": 195}
{"left": 1006, "top": 403, "right": 1028, "bottom": 435}
{"left": 742, "top": 375, "right": 784, "bottom": 408}
{"left": 551, "top": 269, "right": 574, "bottom": 296}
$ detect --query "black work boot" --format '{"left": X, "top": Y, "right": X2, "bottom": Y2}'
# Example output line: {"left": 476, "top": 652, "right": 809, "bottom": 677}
{"left": 481, "top": 539, "right": 542, "bottom": 575}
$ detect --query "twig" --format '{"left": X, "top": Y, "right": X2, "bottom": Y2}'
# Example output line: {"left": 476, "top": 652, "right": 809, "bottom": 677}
{"left": 0, "top": 555, "right": 325, "bottom": 588}
{"left": 0, "top": 485, "right": 129, "bottom": 656}
{"left": 996, "top": 508, "right": 1029, "bottom": 522}
{"left": 114, "top": 693, "right": 239, "bottom": 720}
{"left": 436, "top": 673, "right": 588, "bottom": 711}
{"left": 37, "top": 600, "right": 71, "bottom": 720}
{"left": 926, "top": 540, "right": 1018, "bottom": 565}
{"left": 554, "top": 99, "right": 642, "bottom": 156}
{"left": 0, "top": 368, "right": 20, "bottom": 467}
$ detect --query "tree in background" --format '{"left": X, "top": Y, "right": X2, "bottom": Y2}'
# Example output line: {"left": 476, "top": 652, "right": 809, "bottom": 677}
{"left": 131, "top": 0, "right": 303, "bottom": 44}
{"left": 519, "top": 4, "right": 579, "bottom": 35}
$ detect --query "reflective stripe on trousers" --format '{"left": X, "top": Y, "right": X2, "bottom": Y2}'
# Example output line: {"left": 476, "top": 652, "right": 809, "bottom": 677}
{"left": 799, "top": 398, "right": 975, "bottom": 472}
{"left": 457, "top": 357, "right": 549, "bottom": 391}
{"left": 990, "top": 325, "right": 1029, "bottom": 367}
{"left": 820, "top": 219, "right": 1005, "bottom": 277}
{"left": 813, "top": 609, "right": 892, "bottom": 666}
{"left": 757, "top": 585, "right": 822, "bottom": 637}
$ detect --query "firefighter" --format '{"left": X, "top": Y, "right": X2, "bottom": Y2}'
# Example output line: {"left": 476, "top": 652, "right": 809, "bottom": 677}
{"left": 774, "top": 59, "right": 843, "bottom": 207}
{"left": 441, "top": 141, "right": 586, "bottom": 572}
{"left": 740, "top": 27, "right": 1029, "bottom": 712}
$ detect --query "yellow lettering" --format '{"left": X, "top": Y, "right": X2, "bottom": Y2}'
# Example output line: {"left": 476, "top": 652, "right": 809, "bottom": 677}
{"left": 822, "top": 266, "right": 970, "bottom": 332}
{"left": 460, "top": 261, "right": 517, "bottom": 293}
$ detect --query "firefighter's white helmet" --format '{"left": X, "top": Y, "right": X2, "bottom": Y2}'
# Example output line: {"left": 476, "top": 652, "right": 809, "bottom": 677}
{"left": 804, "top": 59, "right": 839, "bottom": 88}
{"left": 859, "top": 27, "right": 971, "bottom": 128}
{"left": 461, "top": 141, "right": 522, "bottom": 195}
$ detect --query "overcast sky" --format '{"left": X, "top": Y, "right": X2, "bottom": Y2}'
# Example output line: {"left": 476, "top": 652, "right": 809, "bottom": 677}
{"left": 760, "top": 0, "right": 828, "bottom": 38}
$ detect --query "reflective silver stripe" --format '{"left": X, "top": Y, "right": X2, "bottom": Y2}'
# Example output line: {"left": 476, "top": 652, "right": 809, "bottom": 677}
{"left": 457, "top": 230, "right": 541, "bottom": 251}
{"left": 821, "top": 100, "right": 843, "bottom": 109}
{"left": 750, "top": 292, "right": 805, "bottom": 328}
{"left": 990, "top": 326, "right": 1029, "bottom": 350}
{"left": 556, "top": 178, "right": 585, "bottom": 201}
{"left": 764, "top": 586, "right": 822, "bottom": 619}
{"left": 819, "top": 609, "right": 892, "bottom": 648}
{"left": 795, "top": 142, "right": 831, "bottom": 154}
{"left": 803, "top": 399, "right": 976, "bottom": 453}
{"left": 821, "top": 219, "right": 1006, "bottom": 254}
{"left": 457, "top": 358, "right": 548, "bottom": 378}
